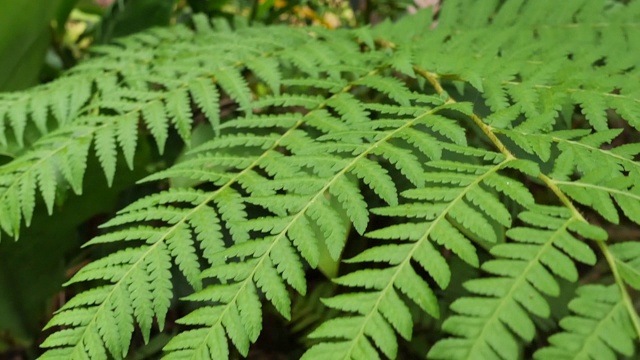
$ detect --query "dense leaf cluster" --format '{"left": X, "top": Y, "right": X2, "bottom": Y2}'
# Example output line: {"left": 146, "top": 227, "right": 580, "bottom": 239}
{"left": 0, "top": 0, "right": 639, "bottom": 359}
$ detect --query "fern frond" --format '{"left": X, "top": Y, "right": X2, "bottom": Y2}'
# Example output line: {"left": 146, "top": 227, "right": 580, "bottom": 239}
{"left": 305, "top": 149, "right": 541, "bottom": 359}
{"left": 37, "top": 29, "right": 413, "bottom": 357}
{"left": 0, "top": 125, "right": 96, "bottom": 237}
{"left": 0, "top": 21, "right": 340, "bottom": 240}
{"left": 429, "top": 207, "right": 603, "bottom": 360}
{"left": 533, "top": 284, "right": 637, "bottom": 360}
{"left": 39, "top": 191, "right": 216, "bottom": 358}
{"left": 555, "top": 178, "right": 640, "bottom": 225}
{"left": 498, "top": 128, "right": 640, "bottom": 177}
{"left": 8, "top": 0, "right": 640, "bottom": 359}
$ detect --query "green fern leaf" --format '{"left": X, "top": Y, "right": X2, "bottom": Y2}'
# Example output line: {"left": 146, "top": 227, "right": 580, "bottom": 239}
{"left": 373, "top": 142, "right": 425, "bottom": 187}
{"left": 556, "top": 175, "right": 640, "bottom": 225}
{"left": 330, "top": 176, "right": 369, "bottom": 234}
{"left": 572, "top": 91, "right": 609, "bottom": 131}
{"left": 8, "top": 101, "right": 27, "bottom": 147}
{"left": 93, "top": 122, "right": 118, "bottom": 186}
{"left": 282, "top": 46, "right": 320, "bottom": 78}
{"left": 534, "top": 284, "right": 636, "bottom": 360}
{"left": 430, "top": 208, "right": 598, "bottom": 360}
{"left": 483, "top": 172, "right": 534, "bottom": 207}
{"left": 349, "top": 157, "right": 398, "bottom": 205}
{"left": 246, "top": 57, "right": 282, "bottom": 95}
{"left": 166, "top": 88, "right": 193, "bottom": 143}
{"left": 356, "top": 75, "right": 415, "bottom": 107}
{"left": 17, "top": 2, "right": 640, "bottom": 359}
{"left": 214, "top": 67, "right": 252, "bottom": 113}
{"left": 389, "top": 46, "right": 416, "bottom": 77}
{"left": 141, "top": 100, "right": 169, "bottom": 153}
{"left": 609, "top": 242, "right": 640, "bottom": 290}
{"left": 326, "top": 93, "right": 371, "bottom": 124}
{"left": 57, "top": 133, "right": 91, "bottom": 195}
{"left": 260, "top": 255, "right": 294, "bottom": 314}
{"left": 189, "top": 78, "right": 221, "bottom": 132}
{"left": 18, "top": 169, "right": 37, "bottom": 227}
{"left": 419, "top": 114, "right": 467, "bottom": 146}
{"left": 114, "top": 113, "right": 139, "bottom": 170}
{"left": 306, "top": 196, "right": 349, "bottom": 260}
{"left": 611, "top": 95, "right": 640, "bottom": 130}
{"left": 483, "top": 81, "right": 510, "bottom": 112}
{"left": 35, "top": 156, "right": 58, "bottom": 215}
{"left": 29, "top": 94, "right": 50, "bottom": 134}
{"left": 167, "top": 223, "right": 202, "bottom": 290}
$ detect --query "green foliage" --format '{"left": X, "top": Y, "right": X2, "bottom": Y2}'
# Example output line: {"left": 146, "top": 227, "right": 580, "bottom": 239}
{"left": 535, "top": 284, "right": 637, "bottom": 360}
{"left": 0, "top": 0, "right": 639, "bottom": 359}
{"left": 0, "top": 0, "right": 70, "bottom": 91}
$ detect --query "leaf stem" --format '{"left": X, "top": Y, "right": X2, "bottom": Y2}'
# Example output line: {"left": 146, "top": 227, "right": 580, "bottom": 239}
{"left": 413, "top": 66, "right": 515, "bottom": 159}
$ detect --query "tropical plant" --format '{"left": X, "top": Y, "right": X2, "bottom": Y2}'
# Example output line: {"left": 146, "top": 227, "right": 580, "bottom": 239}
{"left": 0, "top": 0, "right": 639, "bottom": 359}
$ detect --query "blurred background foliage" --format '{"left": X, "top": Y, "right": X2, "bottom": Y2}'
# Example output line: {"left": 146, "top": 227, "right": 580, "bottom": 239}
{"left": 0, "top": 0, "right": 434, "bottom": 358}
{"left": 0, "top": 0, "right": 426, "bottom": 92}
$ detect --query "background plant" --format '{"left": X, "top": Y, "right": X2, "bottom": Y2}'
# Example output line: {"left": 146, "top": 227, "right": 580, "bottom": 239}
{"left": 0, "top": 0, "right": 639, "bottom": 359}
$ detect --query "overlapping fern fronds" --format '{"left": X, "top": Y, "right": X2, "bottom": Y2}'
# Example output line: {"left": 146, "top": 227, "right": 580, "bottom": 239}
{"left": 0, "top": 0, "right": 638, "bottom": 359}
